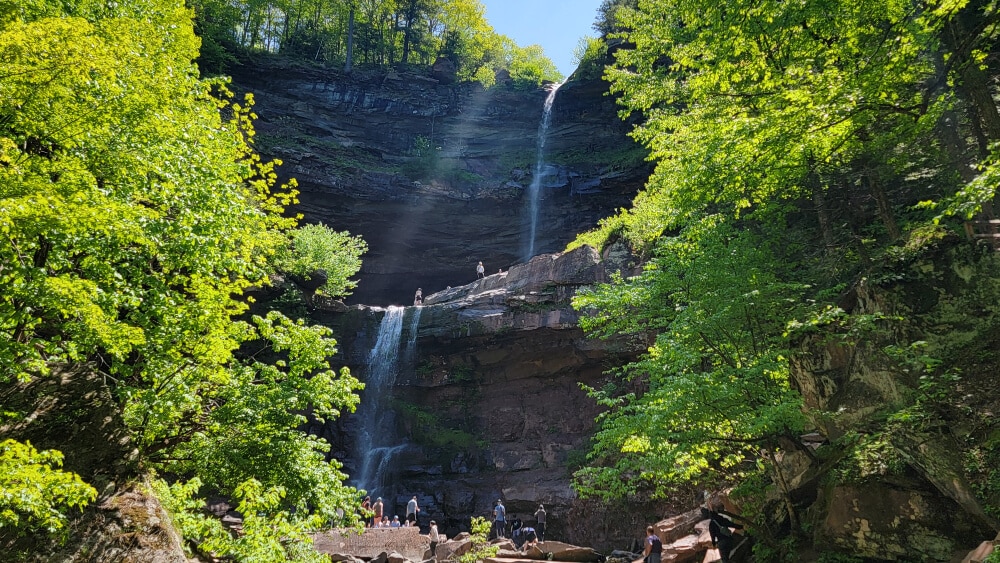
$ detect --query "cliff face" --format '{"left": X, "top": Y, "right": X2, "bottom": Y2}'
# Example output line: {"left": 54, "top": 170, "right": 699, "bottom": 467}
{"left": 307, "top": 245, "right": 649, "bottom": 548}
{"left": 229, "top": 62, "right": 649, "bottom": 306}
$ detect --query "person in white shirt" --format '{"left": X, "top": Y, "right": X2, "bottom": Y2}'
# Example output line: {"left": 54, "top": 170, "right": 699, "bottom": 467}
{"left": 429, "top": 520, "right": 440, "bottom": 556}
{"left": 406, "top": 495, "right": 420, "bottom": 526}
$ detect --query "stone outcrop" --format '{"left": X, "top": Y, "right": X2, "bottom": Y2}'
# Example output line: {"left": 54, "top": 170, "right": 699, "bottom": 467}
{"left": 229, "top": 61, "right": 649, "bottom": 305}
{"left": 775, "top": 243, "right": 1000, "bottom": 560}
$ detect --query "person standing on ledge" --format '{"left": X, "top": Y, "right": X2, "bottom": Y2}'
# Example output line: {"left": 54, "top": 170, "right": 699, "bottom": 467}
{"left": 414, "top": 288, "right": 423, "bottom": 306}
{"left": 372, "top": 497, "right": 384, "bottom": 528}
{"left": 361, "top": 496, "right": 372, "bottom": 527}
{"left": 493, "top": 498, "right": 507, "bottom": 538}
{"left": 534, "top": 504, "right": 546, "bottom": 541}
{"left": 406, "top": 495, "right": 420, "bottom": 527}
{"left": 476, "top": 261, "right": 485, "bottom": 279}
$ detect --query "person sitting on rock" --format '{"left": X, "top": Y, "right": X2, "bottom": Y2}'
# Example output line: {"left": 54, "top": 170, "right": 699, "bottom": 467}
{"left": 520, "top": 526, "right": 538, "bottom": 551}
{"left": 391, "top": 515, "right": 401, "bottom": 528}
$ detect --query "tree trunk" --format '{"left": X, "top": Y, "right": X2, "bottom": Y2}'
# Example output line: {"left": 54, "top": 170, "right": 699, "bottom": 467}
{"left": 866, "top": 168, "right": 901, "bottom": 241}
{"left": 344, "top": 5, "right": 355, "bottom": 73}
{"left": 939, "top": 110, "right": 980, "bottom": 181}
{"left": 402, "top": 0, "right": 418, "bottom": 64}
{"left": 806, "top": 157, "right": 834, "bottom": 254}
{"left": 766, "top": 447, "right": 800, "bottom": 533}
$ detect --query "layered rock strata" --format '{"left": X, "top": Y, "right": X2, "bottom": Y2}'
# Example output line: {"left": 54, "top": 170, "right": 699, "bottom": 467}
{"left": 311, "top": 245, "right": 645, "bottom": 548}
{"left": 229, "top": 62, "right": 649, "bottom": 305}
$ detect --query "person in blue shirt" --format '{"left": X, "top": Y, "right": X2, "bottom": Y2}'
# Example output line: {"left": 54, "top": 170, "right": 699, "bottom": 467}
{"left": 493, "top": 499, "right": 507, "bottom": 538}
{"left": 390, "top": 515, "right": 401, "bottom": 528}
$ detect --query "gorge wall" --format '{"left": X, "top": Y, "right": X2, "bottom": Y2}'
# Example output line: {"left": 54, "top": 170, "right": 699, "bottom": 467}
{"left": 228, "top": 58, "right": 665, "bottom": 551}
{"left": 234, "top": 60, "right": 1000, "bottom": 560}
{"left": 230, "top": 60, "right": 650, "bottom": 306}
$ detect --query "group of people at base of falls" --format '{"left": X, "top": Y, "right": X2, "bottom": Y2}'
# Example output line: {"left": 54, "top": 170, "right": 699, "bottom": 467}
{"left": 643, "top": 500, "right": 742, "bottom": 563}
{"left": 412, "top": 261, "right": 506, "bottom": 306}
{"left": 492, "top": 499, "right": 546, "bottom": 550}
{"left": 361, "top": 495, "right": 422, "bottom": 529}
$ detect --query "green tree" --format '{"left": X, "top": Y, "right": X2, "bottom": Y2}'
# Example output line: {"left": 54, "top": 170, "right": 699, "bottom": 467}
{"left": 277, "top": 223, "right": 368, "bottom": 297}
{"left": 602, "top": 0, "right": 997, "bottom": 242}
{"left": 507, "top": 43, "right": 562, "bottom": 87}
{"left": 572, "top": 0, "right": 1000, "bottom": 547}
{"left": 0, "top": 1, "right": 366, "bottom": 558}
{"left": 573, "top": 219, "right": 807, "bottom": 508}
{"left": 457, "top": 516, "right": 499, "bottom": 563}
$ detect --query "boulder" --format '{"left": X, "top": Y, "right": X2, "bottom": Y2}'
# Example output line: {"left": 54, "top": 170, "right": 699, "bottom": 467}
{"left": 431, "top": 57, "right": 456, "bottom": 84}
{"left": 653, "top": 508, "right": 705, "bottom": 545}
{"left": 523, "top": 541, "right": 601, "bottom": 562}
{"left": 662, "top": 534, "right": 707, "bottom": 563}
{"left": 961, "top": 540, "right": 996, "bottom": 563}
{"left": 434, "top": 537, "right": 473, "bottom": 562}
{"left": 492, "top": 538, "right": 517, "bottom": 551}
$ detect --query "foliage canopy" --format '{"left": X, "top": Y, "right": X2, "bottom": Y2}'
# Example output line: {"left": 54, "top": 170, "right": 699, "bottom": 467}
{"left": 572, "top": 0, "right": 1000, "bottom": 545}
{"left": 0, "top": 0, "right": 366, "bottom": 558}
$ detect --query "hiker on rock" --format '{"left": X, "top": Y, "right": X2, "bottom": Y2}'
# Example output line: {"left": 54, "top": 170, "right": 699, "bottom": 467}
{"left": 414, "top": 288, "right": 423, "bottom": 305}
{"left": 520, "top": 526, "right": 538, "bottom": 551}
{"left": 707, "top": 503, "right": 743, "bottom": 563}
{"left": 429, "top": 520, "right": 440, "bottom": 555}
{"left": 477, "top": 261, "right": 485, "bottom": 279}
{"left": 361, "top": 496, "right": 372, "bottom": 527}
{"left": 643, "top": 526, "right": 662, "bottom": 563}
{"left": 372, "top": 497, "right": 384, "bottom": 526}
{"left": 534, "top": 504, "right": 546, "bottom": 541}
{"left": 406, "top": 495, "right": 420, "bottom": 527}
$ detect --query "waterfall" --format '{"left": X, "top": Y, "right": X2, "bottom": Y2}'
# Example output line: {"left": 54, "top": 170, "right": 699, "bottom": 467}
{"left": 353, "top": 306, "right": 406, "bottom": 494}
{"left": 404, "top": 306, "right": 422, "bottom": 367}
{"left": 524, "top": 82, "right": 563, "bottom": 262}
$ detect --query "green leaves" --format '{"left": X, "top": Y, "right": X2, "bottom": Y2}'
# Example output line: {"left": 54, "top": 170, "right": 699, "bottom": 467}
{"left": 574, "top": 219, "right": 807, "bottom": 498}
{"left": 457, "top": 516, "right": 499, "bottom": 563}
{"left": 277, "top": 223, "right": 368, "bottom": 298}
{"left": 0, "top": 439, "right": 97, "bottom": 538}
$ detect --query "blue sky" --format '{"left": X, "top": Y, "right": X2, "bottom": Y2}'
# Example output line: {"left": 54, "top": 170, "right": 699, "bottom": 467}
{"left": 480, "top": 0, "right": 606, "bottom": 78}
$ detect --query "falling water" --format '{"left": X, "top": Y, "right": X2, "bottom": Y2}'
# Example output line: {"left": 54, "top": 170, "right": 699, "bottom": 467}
{"left": 524, "top": 82, "right": 563, "bottom": 262}
{"left": 404, "top": 306, "right": 422, "bottom": 367}
{"left": 353, "top": 306, "right": 406, "bottom": 493}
